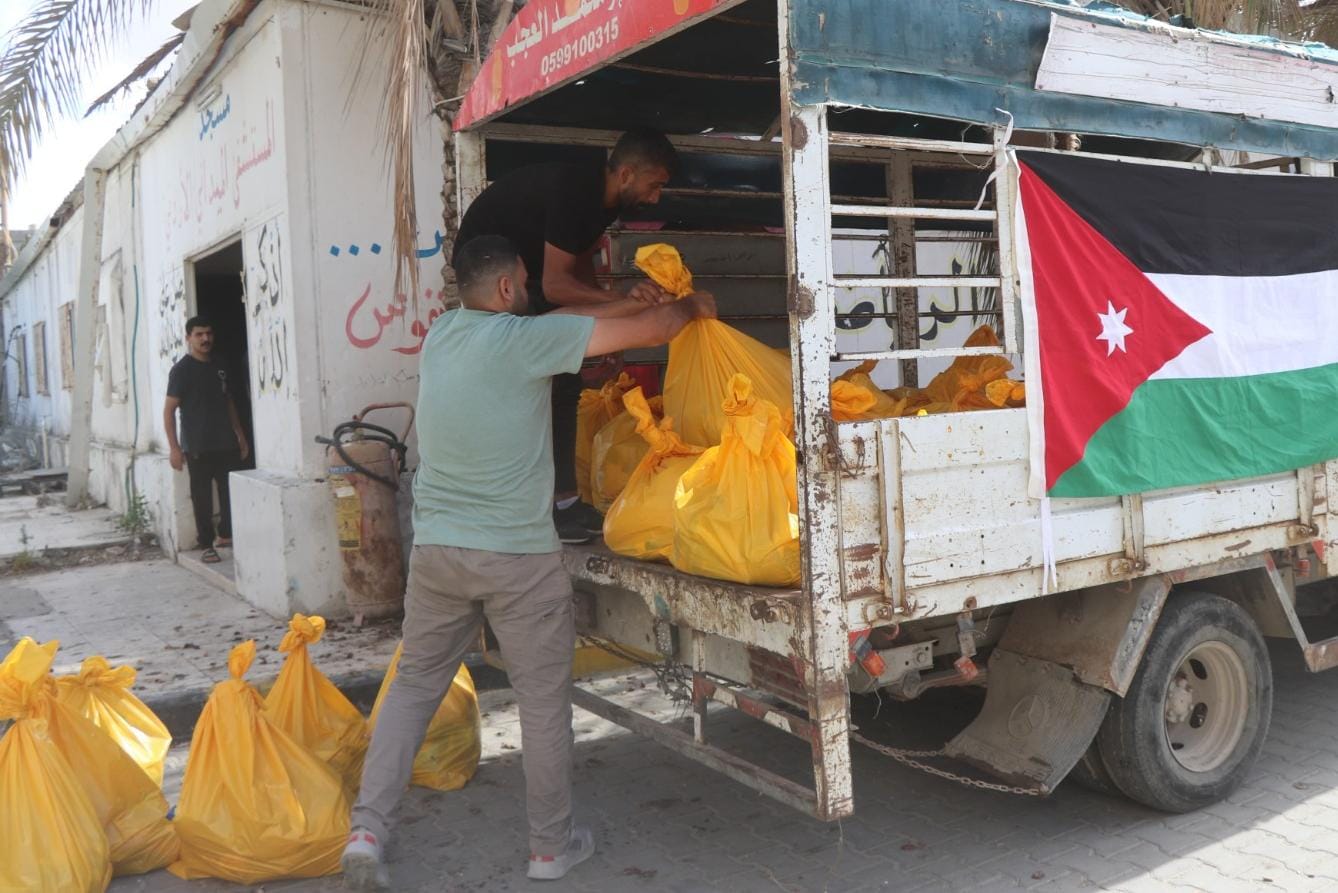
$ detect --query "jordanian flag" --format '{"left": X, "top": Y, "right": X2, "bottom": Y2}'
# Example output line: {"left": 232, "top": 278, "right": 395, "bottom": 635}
{"left": 1016, "top": 150, "right": 1338, "bottom": 498}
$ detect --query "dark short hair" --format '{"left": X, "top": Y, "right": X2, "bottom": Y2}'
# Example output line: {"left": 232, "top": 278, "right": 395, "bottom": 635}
{"left": 608, "top": 128, "right": 677, "bottom": 176}
{"left": 453, "top": 235, "right": 523, "bottom": 295}
{"left": 185, "top": 315, "right": 212, "bottom": 335}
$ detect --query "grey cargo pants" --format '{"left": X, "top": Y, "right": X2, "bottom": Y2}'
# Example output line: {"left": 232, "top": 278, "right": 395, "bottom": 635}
{"left": 351, "top": 545, "right": 576, "bottom": 857}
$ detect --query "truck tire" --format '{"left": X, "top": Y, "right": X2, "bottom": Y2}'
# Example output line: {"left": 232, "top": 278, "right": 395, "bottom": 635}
{"left": 1067, "top": 740, "right": 1119, "bottom": 796}
{"left": 1095, "top": 591, "right": 1271, "bottom": 813}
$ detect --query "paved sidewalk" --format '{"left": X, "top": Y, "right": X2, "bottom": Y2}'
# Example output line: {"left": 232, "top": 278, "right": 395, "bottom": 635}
{"left": 0, "top": 494, "right": 127, "bottom": 560}
{"left": 0, "top": 558, "right": 401, "bottom": 701}
{"left": 105, "top": 640, "right": 1338, "bottom": 893}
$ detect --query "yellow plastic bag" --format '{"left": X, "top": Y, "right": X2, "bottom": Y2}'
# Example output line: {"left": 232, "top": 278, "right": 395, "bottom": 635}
{"left": 0, "top": 638, "right": 111, "bottom": 893}
{"left": 672, "top": 374, "right": 801, "bottom": 587}
{"left": 368, "top": 642, "right": 481, "bottom": 791}
{"left": 263, "top": 614, "right": 370, "bottom": 792}
{"left": 591, "top": 391, "right": 664, "bottom": 513}
{"left": 636, "top": 243, "right": 794, "bottom": 447}
{"left": 664, "top": 321, "right": 794, "bottom": 448}
{"left": 575, "top": 372, "right": 635, "bottom": 504}
{"left": 986, "top": 379, "right": 1026, "bottom": 407}
{"left": 40, "top": 676, "right": 179, "bottom": 876}
{"left": 55, "top": 656, "right": 172, "bottom": 786}
{"left": 169, "top": 641, "right": 350, "bottom": 884}
{"left": 634, "top": 243, "right": 695, "bottom": 298}
{"left": 923, "top": 325, "right": 1015, "bottom": 409}
{"left": 603, "top": 390, "right": 705, "bottom": 561}
{"left": 831, "top": 380, "right": 879, "bottom": 421}
{"left": 836, "top": 360, "right": 912, "bottom": 418}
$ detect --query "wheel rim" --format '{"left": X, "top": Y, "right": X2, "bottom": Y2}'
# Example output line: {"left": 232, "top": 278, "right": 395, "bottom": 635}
{"left": 1162, "top": 640, "right": 1249, "bottom": 773}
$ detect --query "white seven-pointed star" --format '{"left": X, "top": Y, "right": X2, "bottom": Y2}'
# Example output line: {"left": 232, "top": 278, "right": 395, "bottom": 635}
{"left": 1096, "top": 300, "right": 1133, "bottom": 356}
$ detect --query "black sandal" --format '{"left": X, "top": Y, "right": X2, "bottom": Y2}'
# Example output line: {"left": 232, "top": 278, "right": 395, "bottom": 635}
{"left": 201, "top": 547, "right": 221, "bottom": 564}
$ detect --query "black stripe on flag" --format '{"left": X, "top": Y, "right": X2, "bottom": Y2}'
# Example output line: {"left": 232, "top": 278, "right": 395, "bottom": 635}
{"left": 1018, "top": 150, "right": 1338, "bottom": 277}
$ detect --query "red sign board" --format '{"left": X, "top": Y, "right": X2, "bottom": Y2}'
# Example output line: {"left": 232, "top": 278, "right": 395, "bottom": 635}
{"left": 455, "top": 0, "right": 742, "bottom": 130}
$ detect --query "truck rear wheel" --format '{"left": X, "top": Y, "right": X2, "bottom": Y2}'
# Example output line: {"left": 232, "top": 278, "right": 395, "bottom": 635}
{"left": 1095, "top": 591, "right": 1271, "bottom": 813}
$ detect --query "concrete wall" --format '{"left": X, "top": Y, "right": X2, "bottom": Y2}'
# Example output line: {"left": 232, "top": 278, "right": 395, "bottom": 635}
{"left": 1, "top": 0, "right": 444, "bottom": 617}
{"left": 1, "top": 206, "right": 83, "bottom": 442}
{"left": 228, "top": 1, "right": 444, "bottom": 616}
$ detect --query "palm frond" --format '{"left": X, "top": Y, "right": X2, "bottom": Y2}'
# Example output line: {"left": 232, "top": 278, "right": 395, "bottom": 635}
{"left": 84, "top": 29, "right": 182, "bottom": 116}
{"left": 0, "top": 0, "right": 154, "bottom": 191}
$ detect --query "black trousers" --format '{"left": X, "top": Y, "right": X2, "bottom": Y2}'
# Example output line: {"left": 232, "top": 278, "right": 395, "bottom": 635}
{"left": 186, "top": 449, "right": 239, "bottom": 548}
{"left": 552, "top": 371, "right": 582, "bottom": 495}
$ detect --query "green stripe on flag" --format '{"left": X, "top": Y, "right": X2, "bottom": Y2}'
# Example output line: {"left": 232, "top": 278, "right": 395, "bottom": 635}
{"left": 1051, "top": 362, "right": 1338, "bottom": 497}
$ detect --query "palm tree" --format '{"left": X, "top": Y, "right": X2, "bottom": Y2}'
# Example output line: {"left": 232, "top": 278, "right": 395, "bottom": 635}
{"left": 0, "top": 0, "right": 512, "bottom": 279}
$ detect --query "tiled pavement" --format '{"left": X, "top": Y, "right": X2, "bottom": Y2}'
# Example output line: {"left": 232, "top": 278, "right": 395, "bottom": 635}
{"left": 110, "top": 640, "right": 1338, "bottom": 893}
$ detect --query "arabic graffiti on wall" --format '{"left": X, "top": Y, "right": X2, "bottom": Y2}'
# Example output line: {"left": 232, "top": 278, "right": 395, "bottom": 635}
{"left": 156, "top": 270, "right": 186, "bottom": 369}
{"left": 337, "top": 231, "right": 449, "bottom": 356}
{"left": 456, "top": 0, "right": 735, "bottom": 128}
{"left": 247, "top": 219, "right": 293, "bottom": 397}
{"left": 198, "top": 94, "right": 231, "bottom": 140}
{"left": 166, "top": 98, "right": 277, "bottom": 234}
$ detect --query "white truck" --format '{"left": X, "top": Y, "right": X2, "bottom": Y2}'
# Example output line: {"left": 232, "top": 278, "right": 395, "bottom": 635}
{"left": 453, "top": 0, "right": 1338, "bottom": 820}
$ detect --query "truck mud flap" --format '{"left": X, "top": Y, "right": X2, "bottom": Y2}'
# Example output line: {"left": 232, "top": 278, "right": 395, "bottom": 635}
{"left": 943, "top": 649, "right": 1111, "bottom": 794}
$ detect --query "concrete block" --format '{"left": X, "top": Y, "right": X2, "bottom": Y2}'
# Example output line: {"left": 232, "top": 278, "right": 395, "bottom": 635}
{"left": 231, "top": 468, "right": 346, "bottom": 618}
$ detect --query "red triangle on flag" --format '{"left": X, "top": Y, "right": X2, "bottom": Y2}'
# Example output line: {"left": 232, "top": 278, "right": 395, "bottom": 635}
{"left": 1018, "top": 162, "right": 1212, "bottom": 491}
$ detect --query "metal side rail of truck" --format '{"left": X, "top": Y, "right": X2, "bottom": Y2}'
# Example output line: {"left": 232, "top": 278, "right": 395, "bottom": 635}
{"left": 454, "top": 0, "right": 1338, "bottom": 820}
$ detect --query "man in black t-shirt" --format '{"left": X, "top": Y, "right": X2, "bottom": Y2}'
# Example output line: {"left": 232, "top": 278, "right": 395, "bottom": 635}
{"left": 163, "top": 315, "right": 250, "bottom": 563}
{"left": 452, "top": 127, "right": 677, "bottom": 543}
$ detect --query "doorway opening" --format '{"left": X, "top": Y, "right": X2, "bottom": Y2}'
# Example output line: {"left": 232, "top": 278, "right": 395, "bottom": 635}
{"left": 191, "top": 240, "right": 254, "bottom": 468}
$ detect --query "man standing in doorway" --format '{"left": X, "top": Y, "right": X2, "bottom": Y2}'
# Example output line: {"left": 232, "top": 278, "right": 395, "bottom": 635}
{"left": 163, "top": 316, "right": 250, "bottom": 564}
{"left": 342, "top": 236, "right": 715, "bottom": 888}
{"left": 452, "top": 127, "right": 678, "bottom": 543}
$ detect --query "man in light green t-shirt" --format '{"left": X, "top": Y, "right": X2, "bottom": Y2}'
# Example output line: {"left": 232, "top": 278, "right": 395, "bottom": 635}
{"left": 343, "top": 235, "right": 715, "bottom": 889}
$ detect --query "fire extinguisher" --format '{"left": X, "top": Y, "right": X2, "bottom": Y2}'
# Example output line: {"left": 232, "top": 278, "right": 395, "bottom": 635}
{"left": 315, "top": 402, "right": 414, "bottom": 624}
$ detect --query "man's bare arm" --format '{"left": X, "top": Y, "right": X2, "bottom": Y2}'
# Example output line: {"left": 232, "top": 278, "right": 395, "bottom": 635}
{"left": 543, "top": 243, "right": 669, "bottom": 306}
{"left": 163, "top": 396, "right": 184, "bottom": 470}
{"left": 542, "top": 243, "right": 619, "bottom": 306}
{"left": 552, "top": 297, "right": 648, "bottom": 319}
{"left": 584, "top": 293, "right": 717, "bottom": 357}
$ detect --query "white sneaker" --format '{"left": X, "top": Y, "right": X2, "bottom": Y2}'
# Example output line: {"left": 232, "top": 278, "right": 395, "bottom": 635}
{"left": 527, "top": 825, "right": 595, "bottom": 881}
{"left": 342, "top": 827, "right": 390, "bottom": 890}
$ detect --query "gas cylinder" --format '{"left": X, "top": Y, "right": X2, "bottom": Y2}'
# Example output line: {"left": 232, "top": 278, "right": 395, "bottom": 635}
{"left": 317, "top": 403, "right": 414, "bottom": 624}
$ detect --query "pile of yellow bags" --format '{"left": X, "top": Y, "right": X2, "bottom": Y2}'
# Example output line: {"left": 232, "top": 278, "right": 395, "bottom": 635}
{"left": 2, "top": 638, "right": 113, "bottom": 893}
{"left": 369, "top": 641, "right": 482, "bottom": 792}
{"left": 590, "top": 391, "right": 663, "bottom": 513}
{"left": 833, "top": 326, "right": 1025, "bottom": 421}
{"left": 575, "top": 372, "right": 637, "bottom": 506}
{"left": 637, "top": 243, "right": 794, "bottom": 447}
{"left": 603, "top": 389, "right": 706, "bottom": 560}
{"left": 263, "top": 613, "right": 369, "bottom": 791}
{"left": 170, "top": 640, "right": 350, "bottom": 884}
{"left": 55, "top": 655, "right": 172, "bottom": 786}
{"left": 672, "top": 374, "right": 801, "bottom": 587}
{"left": 1, "top": 638, "right": 180, "bottom": 891}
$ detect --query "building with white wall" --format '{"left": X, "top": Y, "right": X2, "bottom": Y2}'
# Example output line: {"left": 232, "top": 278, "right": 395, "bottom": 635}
{"left": 0, "top": 0, "right": 446, "bottom": 618}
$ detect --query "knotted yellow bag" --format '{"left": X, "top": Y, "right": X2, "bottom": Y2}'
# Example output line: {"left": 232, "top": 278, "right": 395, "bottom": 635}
{"left": 835, "top": 360, "right": 913, "bottom": 419}
{"left": 603, "top": 390, "right": 705, "bottom": 561}
{"left": 368, "top": 641, "right": 482, "bottom": 791}
{"left": 672, "top": 374, "right": 801, "bottom": 587}
{"left": 55, "top": 656, "right": 172, "bottom": 786}
{"left": 575, "top": 372, "right": 636, "bottom": 504}
{"left": 263, "top": 614, "right": 370, "bottom": 792}
{"left": 591, "top": 391, "right": 664, "bottom": 512}
{"left": 170, "top": 641, "right": 349, "bottom": 883}
{"left": 39, "top": 668, "right": 180, "bottom": 876}
{"left": 0, "top": 638, "right": 111, "bottom": 893}
{"left": 636, "top": 243, "right": 794, "bottom": 447}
